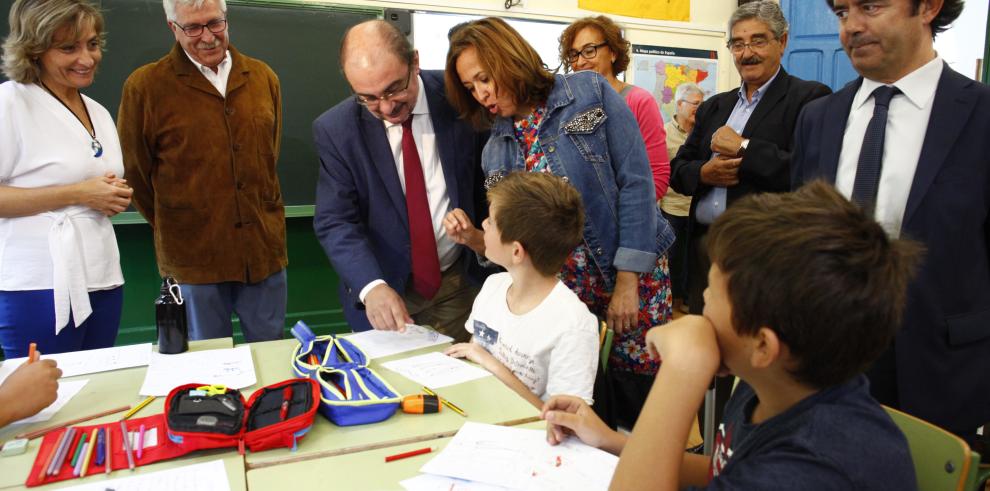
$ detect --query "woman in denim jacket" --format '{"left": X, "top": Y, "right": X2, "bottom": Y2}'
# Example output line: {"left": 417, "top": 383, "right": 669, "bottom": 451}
{"left": 442, "top": 17, "right": 675, "bottom": 427}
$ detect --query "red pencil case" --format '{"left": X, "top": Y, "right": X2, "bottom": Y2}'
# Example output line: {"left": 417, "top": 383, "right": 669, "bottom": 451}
{"left": 25, "top": 378, "right": 318, "bottom": 487}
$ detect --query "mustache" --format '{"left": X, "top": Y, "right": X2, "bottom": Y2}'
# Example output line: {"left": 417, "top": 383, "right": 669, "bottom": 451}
{"left": 740, "top": 56, "right": 763, "bottom": 66}
{"left": 846, "top": 34, "right": 880, "bottom": 49}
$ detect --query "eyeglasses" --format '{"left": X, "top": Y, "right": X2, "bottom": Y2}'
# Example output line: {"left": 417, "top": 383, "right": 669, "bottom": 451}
{"left": 354, "top": 66, "right": 413, "bottom": 106}
{"left": 172, "top": 18, "right": 227, "bottom": 37}
{"left": 726, "top": 37, "right": 773, "bottom": 54}
{"left": 679, "top": 99, "right": 701, "bottom": 107}
{"left": 566, "top": 42, "right": 608, "bottom": 63}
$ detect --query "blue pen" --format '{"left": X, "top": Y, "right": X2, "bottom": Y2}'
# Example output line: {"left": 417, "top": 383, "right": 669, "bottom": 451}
{"left": 95, "top": 427, "right": 106, "bottom": 466}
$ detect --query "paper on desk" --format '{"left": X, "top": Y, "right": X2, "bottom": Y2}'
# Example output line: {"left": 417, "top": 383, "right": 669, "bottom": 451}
{"left": 58, "top": 458, "right": 230, "bottom": 491}
{"left": 11, "top": 379, "right": 88, "bottom": 425}
{"left": 0, "top": 343, "right": 151, "bottom": 383}
{"left": 380, "top": 351, "right": 492, "bottom": 388}
{"left": 420, "top": 422, "right": 619, "bottom": 491}
{"left": 401, "top": 474, "right": 514, "bottom": 491}
{"left": 139, "top": 346, "right": 256, "bottom": 396}
{"left": 345, "top": 324, "right": 453, "bottom": 359}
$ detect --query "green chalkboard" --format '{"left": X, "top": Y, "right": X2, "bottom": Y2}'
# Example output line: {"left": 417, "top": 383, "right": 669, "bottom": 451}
{"left": 1, "top": 0, "right": 380, "bottom": 207}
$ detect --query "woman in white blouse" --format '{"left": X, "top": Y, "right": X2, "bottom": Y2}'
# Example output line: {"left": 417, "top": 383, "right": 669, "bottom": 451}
{"left": 0, "top": 0, "right": 132, "bottom": 358}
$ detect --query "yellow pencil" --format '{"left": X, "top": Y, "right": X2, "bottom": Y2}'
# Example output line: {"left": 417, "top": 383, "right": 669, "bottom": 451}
{"left": 421, "top": 386, "right": 468, "bottom": 417}
{"left": 122, "top": 396, "right": 155, "bottom": 420}
{"left": 80, "top": 428, "right": 98, "bottom": 477}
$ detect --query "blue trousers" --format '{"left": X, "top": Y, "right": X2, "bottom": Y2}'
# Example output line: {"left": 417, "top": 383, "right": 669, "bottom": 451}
{"left": 179, "top": 269, "right": 286, "bottom": 342}
{"left": 0, "top": 287, "right": 123, "bottom": 358}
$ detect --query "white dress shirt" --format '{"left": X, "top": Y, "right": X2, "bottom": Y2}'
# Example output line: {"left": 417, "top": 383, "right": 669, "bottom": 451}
{"left": 184, "top": 49, "right": 232, "bottom": 97}
{"left": 836, "top": 56, "right": 943, "bottom": 237}
{"left": 360, "top": 76, "right": 457, "bottom": 302}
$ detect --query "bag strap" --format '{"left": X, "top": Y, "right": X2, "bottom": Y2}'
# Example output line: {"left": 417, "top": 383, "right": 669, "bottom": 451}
{"left": 291, "top": 320, "right": 316, "bottom": 345}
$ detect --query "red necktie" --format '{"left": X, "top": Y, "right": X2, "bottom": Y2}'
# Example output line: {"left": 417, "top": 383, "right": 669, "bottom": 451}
{"left": 401, "top": 118, "right": 441, "bottom": 299}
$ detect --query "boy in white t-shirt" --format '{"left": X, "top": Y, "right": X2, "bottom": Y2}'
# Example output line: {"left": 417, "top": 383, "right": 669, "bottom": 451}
{"left": 445, "top": 172, "right": 599, "bottom": 409}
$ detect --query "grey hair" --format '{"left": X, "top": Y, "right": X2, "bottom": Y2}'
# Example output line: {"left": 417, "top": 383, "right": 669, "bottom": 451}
{"left": 2, "top": 0, "right": 105, "bottom": 84}
{"left": 162, "top": 0, "right": 227, "bottom": 21}
{"left": 728, "top": 0, "right": 788, "bottom": 40}
{"left": 675, "top": 82, "right": 703, "bottom": 103}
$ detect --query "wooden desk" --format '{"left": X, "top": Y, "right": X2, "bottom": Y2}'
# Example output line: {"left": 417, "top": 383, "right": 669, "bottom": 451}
{"left": 0, "top": 336, "right": 539, "bottom": 489}
{"left": 246, "top": 421, "right": 547, "bottom": 490}
{"left": 240, "top": 339, "right": 540, "bottom": 468}
{"left": 0, "top": 339, "right": 239, "bottom": 490}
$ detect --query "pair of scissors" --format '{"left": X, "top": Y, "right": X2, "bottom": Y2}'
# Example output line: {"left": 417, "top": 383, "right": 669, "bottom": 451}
{"left": 195, "top": 384, "right": 227, "bottom": 396}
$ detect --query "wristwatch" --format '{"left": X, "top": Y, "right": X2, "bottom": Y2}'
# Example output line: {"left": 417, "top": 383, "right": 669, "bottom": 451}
{"left": 739, "top": 138, "right": 750, "bottom": 156}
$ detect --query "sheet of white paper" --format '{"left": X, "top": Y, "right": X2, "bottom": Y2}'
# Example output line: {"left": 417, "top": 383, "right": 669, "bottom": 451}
{"left": 380, "top": 351, "right": 492, "bottom": 388}
{"left": 58, "top": 458, "right": 230, "bottom": 491}
{"left": 11, "top": 379, "right": 88, "bottom": 425}
{"left": 0, "top": 343, "right": 151, "bottom": 383}
{"left": 401, "top": 473, "right": 514, "bottom": 491}
{"left": 139, "top": 346, "right": 256, "bottom": 396}
{"left": 420, "top": 422, "right": 619, "bottom": 491}
{"left": 345, "top": 324, "right": 453, "bottom": 359}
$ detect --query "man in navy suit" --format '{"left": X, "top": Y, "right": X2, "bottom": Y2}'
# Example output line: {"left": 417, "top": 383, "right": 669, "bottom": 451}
{"left": 792, "top": 0, "right": 989, "bottom": 451}
{"left": 313, "top": 20, "right": 485, "bottom": 341}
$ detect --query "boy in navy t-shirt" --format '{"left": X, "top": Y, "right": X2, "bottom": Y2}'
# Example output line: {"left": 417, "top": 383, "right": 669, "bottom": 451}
{"left": 542, "top": 181, "right": 920, "bottom": 490}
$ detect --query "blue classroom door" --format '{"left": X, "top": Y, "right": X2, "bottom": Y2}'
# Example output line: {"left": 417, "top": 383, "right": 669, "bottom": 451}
{"left": 780, "top": 0, "right": 858, "bottom": 91}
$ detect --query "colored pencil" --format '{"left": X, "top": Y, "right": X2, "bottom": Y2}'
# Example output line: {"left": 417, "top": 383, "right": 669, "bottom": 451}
{"left": 28, "top": 342, "right": 38, "bottom": 362}
{"left": 122, "top": 396, "right": 155, "bottom": 420}
{"left": 36, "top": 428, "right": 63, "bottom": 481}
{"left": 48, "top": 427, "right": 75, "bottom": 476}
{"left": 69, "top": 434, "right": 87, "bottom": 468}
{"left": 384, "top": 446, "right": 434, "bottom": 463}
{"left": 16, "top": 405, "right": 131, "bottom": 440}
{"left": 136, "top": 424, "right": 145, "bottom": 460}
{"left": 120, "top": 421, "right": 135, "bottom": 470}
{"left": 80, "top": 428, "right": 98, "bottom": 476}
{"left": 72, "top": 439, "right": 87, "bottom": 476}
{"left": 104, "top": 425, "right": 112, "bottom": 474}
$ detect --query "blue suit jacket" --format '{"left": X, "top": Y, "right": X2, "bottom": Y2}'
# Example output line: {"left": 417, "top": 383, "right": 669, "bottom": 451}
{"left": 312, "top": 70, "right": 487, "bottom": 332}
{"left": 792, "top": 64, "right": 990, "bottom": 433}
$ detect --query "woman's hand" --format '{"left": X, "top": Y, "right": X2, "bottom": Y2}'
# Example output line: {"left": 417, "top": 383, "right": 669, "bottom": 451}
{"left": 443, "top": 208, "right": 485, "bottom": 254}
{"left": 74, "top": 173, "right": 132, "bottom": 216}
{"left": 607, "top": 271, "right": 640, "bottom": 334}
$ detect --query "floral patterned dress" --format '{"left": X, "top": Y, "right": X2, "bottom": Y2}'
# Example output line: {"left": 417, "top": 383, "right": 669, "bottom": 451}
{"left": 513, "top": 104, "right": 672, "bottom": 375}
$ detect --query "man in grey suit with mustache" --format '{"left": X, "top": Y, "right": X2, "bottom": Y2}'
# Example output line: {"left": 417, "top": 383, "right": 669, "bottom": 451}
{"left": 668, "top": 0, "right": 830, "bottom": 436}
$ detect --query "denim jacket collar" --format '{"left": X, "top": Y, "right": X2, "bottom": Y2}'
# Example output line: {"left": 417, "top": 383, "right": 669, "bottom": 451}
{"left": 490, "top": 74, "right": 574, "bottom": 139}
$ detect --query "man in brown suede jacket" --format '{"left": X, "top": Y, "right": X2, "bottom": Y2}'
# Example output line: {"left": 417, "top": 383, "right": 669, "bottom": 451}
{"left": 118, "top": 0, "right": 286, "bottom": 342}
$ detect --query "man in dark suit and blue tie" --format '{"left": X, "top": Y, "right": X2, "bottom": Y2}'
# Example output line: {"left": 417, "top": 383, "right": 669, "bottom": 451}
{"left": 792, "top": 0, "right": 990, "bottom": 453}
{"left": 313, "top": 20, "right": 486, "bottom": 341}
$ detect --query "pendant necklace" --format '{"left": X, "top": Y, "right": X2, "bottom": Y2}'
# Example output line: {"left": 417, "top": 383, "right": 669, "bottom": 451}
{"left": 38, "top": 80, "right": 103, "bottom": 158}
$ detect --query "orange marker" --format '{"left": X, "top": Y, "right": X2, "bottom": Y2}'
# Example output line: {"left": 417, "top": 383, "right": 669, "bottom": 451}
{"left": 28, "top": 342, "right": 38, "bottom": 363}
{"left": 401, "top": 394, "right": 441, "bottom": 414}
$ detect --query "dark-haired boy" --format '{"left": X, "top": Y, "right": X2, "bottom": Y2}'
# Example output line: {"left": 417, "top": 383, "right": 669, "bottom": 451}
{"left": 445, "top": 172, "right": 598, "bottom": 410}
{"left": 543, "top": 181, "right": 920, "bottom": 490}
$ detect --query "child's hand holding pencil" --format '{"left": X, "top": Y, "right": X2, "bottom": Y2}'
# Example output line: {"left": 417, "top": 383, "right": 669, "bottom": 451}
{"left": 0, "top": 343, "right": 62, "bottom": 426}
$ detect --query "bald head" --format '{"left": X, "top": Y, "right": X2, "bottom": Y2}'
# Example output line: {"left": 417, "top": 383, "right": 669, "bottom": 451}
{"left": 340, "top": 19, "right": 414, "bottom": 70}
{"left": 340, "top": 19, "right": 420, "bottom": 125}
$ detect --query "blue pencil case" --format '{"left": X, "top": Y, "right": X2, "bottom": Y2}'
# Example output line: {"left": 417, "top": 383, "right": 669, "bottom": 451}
{"left": 289, "top": 321, "right": 401, "bottom": 426}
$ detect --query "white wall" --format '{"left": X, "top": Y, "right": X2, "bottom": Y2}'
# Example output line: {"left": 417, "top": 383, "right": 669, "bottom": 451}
{"left": 934, "top": 1, "right": 989, "bottom": 80}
